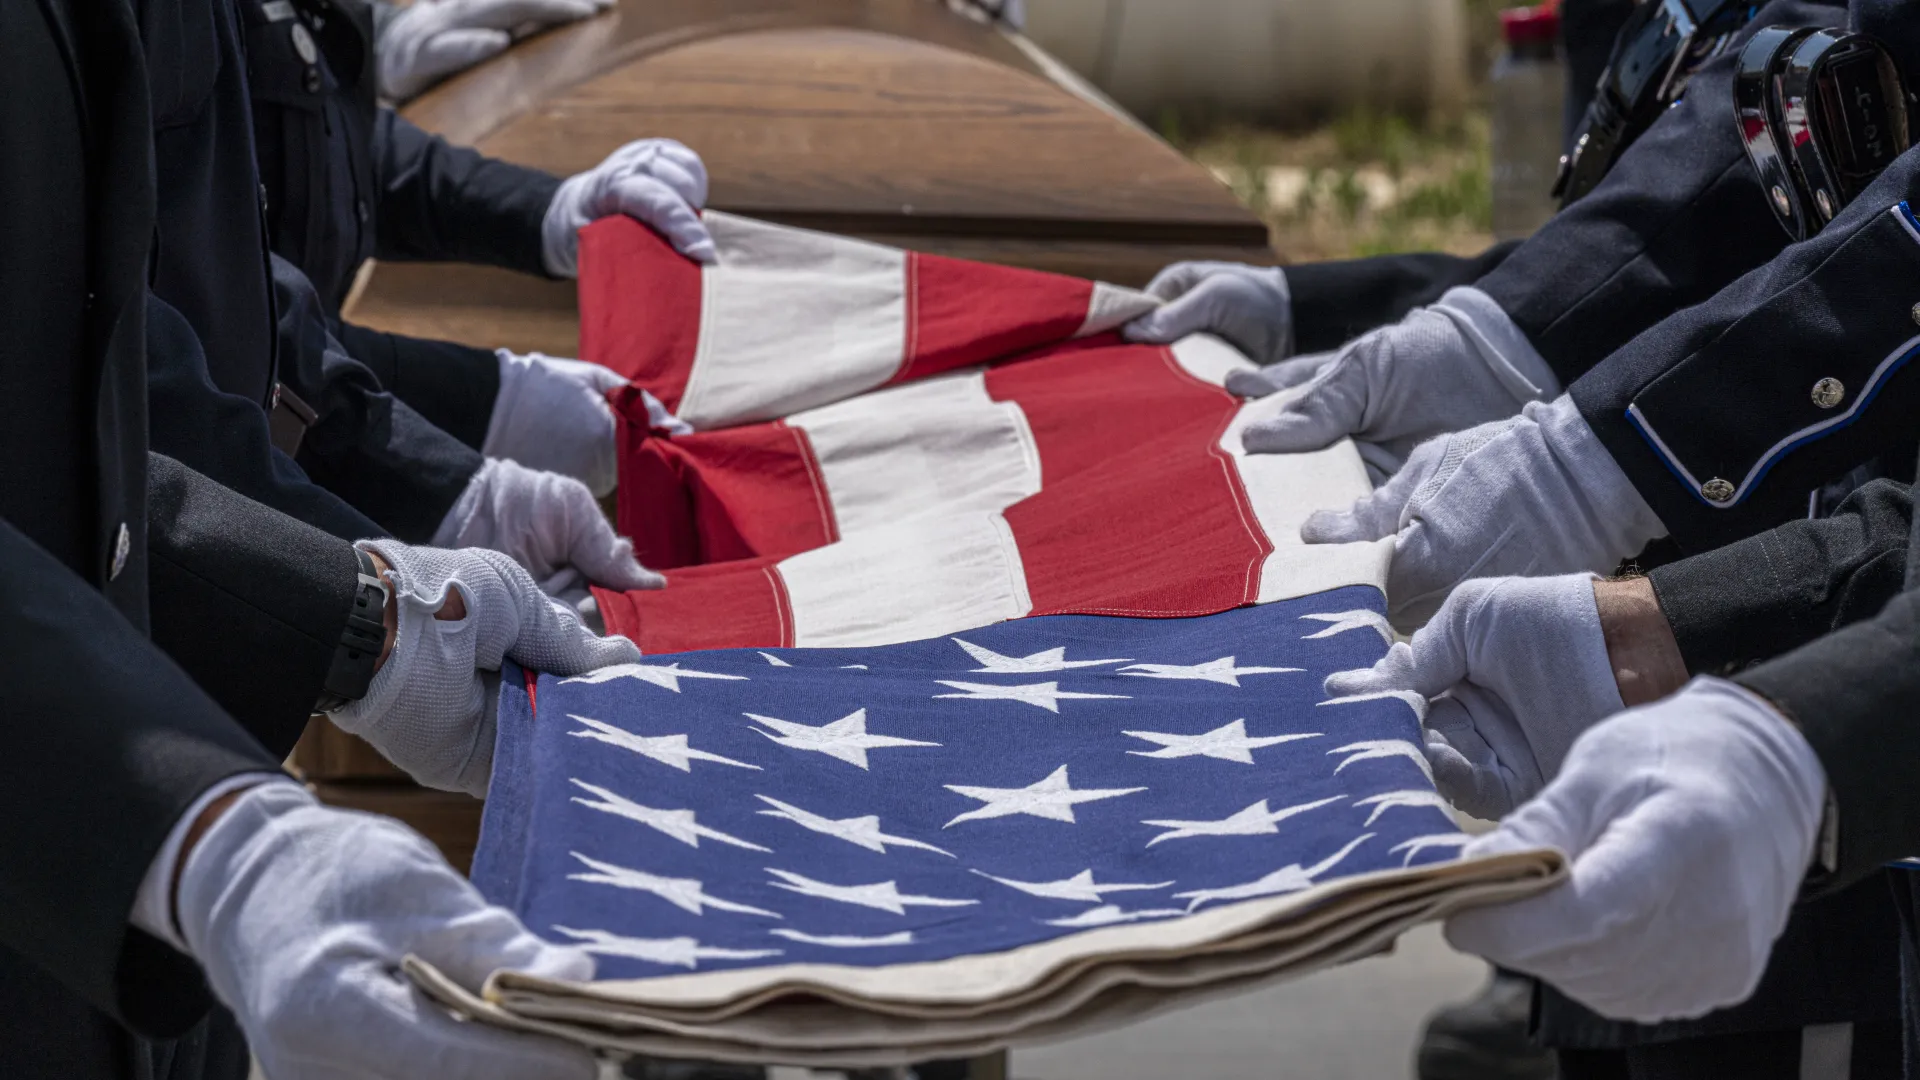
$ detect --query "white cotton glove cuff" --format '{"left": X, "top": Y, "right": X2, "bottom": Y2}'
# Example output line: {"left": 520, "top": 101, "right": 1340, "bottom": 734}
{"left": 484, "top": 351, "right": 626, "bottom": 497}
{"left": 1326, "top": 574, "right": 1624, "bottom": 818}
{"left": 330, "top": 539, "right": 641, "bottom": 796}
{"left": 1447, "top": 677, "right": 1826, "bottom": 1023}
{"left": 1239, "top": 286, "right": 1558, "bottom": 463}
{"left": 130, "top": 773, "right": 293, "bottom": 953}
{"left": 436, "top": 457, "right": 663, "bottom": 596}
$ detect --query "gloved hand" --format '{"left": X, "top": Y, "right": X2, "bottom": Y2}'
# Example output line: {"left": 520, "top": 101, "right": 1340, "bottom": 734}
{"left": 1123, "top": 262, "right": 1294, "bottom": 367}
{"left": 376, "top": 0, "right": 611, "bottom": 102}
{"left": 175, "top": 782, "right": 597, "bottom": 1080}
{"left": 332, "top": 540, "right": 641, "bottom": 794}
{"left": 1303, "top": 395, "right": 1667, "bottom": 629}
{"left": 1325, "top": 574, "right": 1623, "bottom": 819}
{"left": 483, "top": 351, "right": 626, "bottom": 498}
{"left": 542, "top": 138, "right": 715, "bottom": 276}
{"left": 1230, "top": 286, "right": 1558, "bottom": 465}
{"left": 435, "top": 456, "right": 663, "bottom": 600}
{"left": 1445, "top": 677, "right": 1827, "bottom": 1024}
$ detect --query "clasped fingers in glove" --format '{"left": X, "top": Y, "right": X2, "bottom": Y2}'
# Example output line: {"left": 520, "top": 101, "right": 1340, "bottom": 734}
{"left": 329, "top": 538, "right": 642, "bottom": 795}
{"left": 1302, "top": 395, "right": 1667, "bottom": 629}
{"left": 1235, "top": 286, "right": 1557, "bottom": 460}
{"left": 376, "top": 0, "right": 612, "bottom": 101}
{"left": 174, "top": 783, "right": 598, "bottom": 1080}
{"left": 484, "top": 351, "right": 628, "bottom": 497}
{"left": 1123, "top": 261, "right": 1294, "bottom": 365}
{"left": 1443, "top": 678, "right": 1827, "bottom": 1023}
{"left": 437, "top": 456, "right": 664, "bottom": 597}
{"left": 543, "top": 138, "right": 714, "bottom": 275}
{"left": 1325, "top": 574, "right": 1624, "bottom": 818}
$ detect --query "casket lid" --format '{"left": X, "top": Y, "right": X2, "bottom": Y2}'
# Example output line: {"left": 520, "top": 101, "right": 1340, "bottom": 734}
{"left": 404, "top": 1, "right": 1267, "bottom": 246}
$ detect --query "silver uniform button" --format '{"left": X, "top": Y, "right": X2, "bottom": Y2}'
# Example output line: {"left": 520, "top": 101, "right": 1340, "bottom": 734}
{"left": 109, "top": 522, "right": 131, "bottom": 580}
{"left": 291, "top": 23, "right": 317, "bottom": 64}
{"left": 1811, "top": 377, "right": 1845, "bottom": 409}
{"left": 1911, "top": 301, "right": 1920, "bottom": 327}
{"left": 1701, "top": 478, "right": 1736, "bottom": 503}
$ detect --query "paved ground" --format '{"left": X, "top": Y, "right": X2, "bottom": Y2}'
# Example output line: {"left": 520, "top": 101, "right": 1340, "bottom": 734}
{"left": 1010, "top": 925, "right": 1488, "bottom": 1080}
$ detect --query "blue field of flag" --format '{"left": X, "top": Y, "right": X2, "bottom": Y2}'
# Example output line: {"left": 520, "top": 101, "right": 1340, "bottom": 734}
{"left": 476, "top": 585, "right": 1468, "bottom": 981}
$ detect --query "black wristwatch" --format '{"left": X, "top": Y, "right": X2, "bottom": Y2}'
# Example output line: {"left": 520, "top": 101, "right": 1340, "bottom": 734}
{"left": 314, "top": 547, "right": 392, "bottom": 713}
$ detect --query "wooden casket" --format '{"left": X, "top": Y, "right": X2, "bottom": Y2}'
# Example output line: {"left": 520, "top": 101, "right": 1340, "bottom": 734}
{"left": 299, "top": 0, "right": 1274, "bottom": 868}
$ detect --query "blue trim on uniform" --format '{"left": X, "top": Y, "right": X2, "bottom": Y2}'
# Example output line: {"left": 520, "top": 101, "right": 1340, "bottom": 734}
{"left": 1624, "top": 406, "right": 1719, "bottom": 508}
{"left": 1736, "top": 339, "right": 1920, "bottom": 495}
{"left": 1900, "top": 200, "right": 1920, "bottom": 233}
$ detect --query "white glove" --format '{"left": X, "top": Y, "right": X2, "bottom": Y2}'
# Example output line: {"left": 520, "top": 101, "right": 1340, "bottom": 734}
{"left": 1235, "top": 286, "right": 1558, "bottom": 465}
{"left": 1445, "top": 677, "right": 1827, "bottom": 1024}
{"left": 1304, "top": 395, "right": 1667, "bottom": 628}
{"left": 542, "top": 138, "right": 715, "bottom": 276}
{"left": 1123, "top": 262, "right": 1294, "bottom": 366}
{"left": 376, "top": 0, "right": 611, "bottom": 102}
{"left": 436, "top": 457, "right": 663, "bottom": 600}
{"left": 484, "top": 351, "right": 625, "bottom": 498}
{"left": 1325, "top": 574, "right": 1623, "bottom": 820}
{"left": 175, "top": 782, "right": 597, "bottom": 1080}
{"left": 332, "top": 540, "right": 641, "bottom": 794}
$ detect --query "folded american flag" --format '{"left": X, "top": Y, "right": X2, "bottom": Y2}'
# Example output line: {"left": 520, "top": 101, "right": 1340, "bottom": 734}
{"left": 412, "top": 593, "right": 1560, "bottom": 1065}
{"left": 578, "top": 214, "right": 1389, "bottom": 653}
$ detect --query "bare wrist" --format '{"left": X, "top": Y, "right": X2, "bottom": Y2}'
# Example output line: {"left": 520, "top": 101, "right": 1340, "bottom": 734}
{"left": 1593, "top": 576, "right": 1690, "bottom": 706}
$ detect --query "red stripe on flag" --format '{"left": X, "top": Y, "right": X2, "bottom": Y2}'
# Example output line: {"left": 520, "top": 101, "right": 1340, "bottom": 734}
{"left": 1001, "top": 347, "right": 1271, "bottom": 617}
{"left": 592, "top": 559, "right": 792, "bottom": 653}
{"left": 578, "top": 217, "right": 702, "bottom": 410}
{"left": 614, "top": 414, "right": 838, "bottom": 569}
{"left": 891, "top": 252, "right": 1097, "bottom": 385}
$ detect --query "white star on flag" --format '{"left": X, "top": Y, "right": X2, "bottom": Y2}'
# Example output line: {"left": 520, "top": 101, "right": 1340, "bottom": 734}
{"left": 970, "top": 868, "right": 1173, "bottom": 902}
{"left": 757, "top": 651, "right": 792, "bottom": 667}
{"left": 1041, "top": 905, "right": 1187, "bottom": 928}
{"left": 1142, "top": 795, "right": 1344, "bottom": 847}
{"left": 932, "top": 680, "right": 1129, "bottom": 713}
{"left": 944, "top": 764, "right": 1146, "bottom": 827}
{"left": 567, "top": 714, "right": 761, "bottom": 773}
{"left": 1123, "top": 719, "right": 1321, "bottom": 763}
{"left": 1298, "top": 610, "right": 1395, "bottom": 644}
{"left": 1353, "top": 789, "right": 1453, "bottom": 825}
{"left": 753, "top": 795, "right": 954, "bottom": 857}
{"left": 1172, "top": 834, "right": 1375, "bottom": 910}
{"left": 551, "top": 926, "right": 782, "bottom": 969}
{"left": 951, "top": 638, "right": 1130, "bottom": 674}
{"left": 560, "top": 663, "right": 748, "bottom": 693}
{"left": 768, "top": 929, "right": 916, "bottom": 948}
{"left": 764, "top": 869, "right": 978, "bottom": 915}
{"left": 568, "top": 779, "right": 769, "bottom": 851}
{"left": 746, "top": 708, "right": 940, "bottom": 769}
{"left": 1319, "top": 689, "right": 1430, "bottom": 721}
{"left": 1390, "top": 833, "right": 1473, "bottom": 865}
{"left": 566, "top": 852, "right": 780, "bottom": 918}
{"left": 1328, "top": 740, "right": 1434, "bottom": 782}
{"left": 1117, "top": 657, "right": 1302, "bottom": 686}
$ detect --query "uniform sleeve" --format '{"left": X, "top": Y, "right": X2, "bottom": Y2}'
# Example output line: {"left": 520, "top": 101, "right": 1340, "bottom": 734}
{"left": 1284, "top": 242, "right": 1520, "bottom": 355}
{"left": 330, "top": 318, "right": 500, "bottom": 451}
{"left": 1475, "top": 0, "right": 1845, "bottom": 386}
{"left": 271, "top": 257, "right": 484, "bottom": 540}
{"left": 146, "top": 452, "right": 359, "bottom": 752}
{"left": 145, "top": 292, "right": 384, "bottom": 543}
{"left": 1648, "top": 480, "right": 1914, "bottom": 674}
{"left": 1570, "top": 146, "right": 1920, "bottom": 552}
{"left": 0, "top": 515, "right": 279, "bottom": 1037}
{"left": 371, "top": 109, "right": 560, "bottom": 276}
{"left": 1738, "top": 584, "right": 1920, "bottom": 887}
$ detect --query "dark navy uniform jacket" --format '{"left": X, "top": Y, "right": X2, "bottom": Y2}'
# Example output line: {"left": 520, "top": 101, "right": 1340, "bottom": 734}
{"left": 244, "top": 0, "right": 561, "bottom": 448}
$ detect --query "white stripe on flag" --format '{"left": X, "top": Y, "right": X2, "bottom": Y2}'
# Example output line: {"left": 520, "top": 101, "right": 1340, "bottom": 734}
{"left": 781, "top": 511, "right": 1033, "bottom": 648}
{"left": 1170, "top": 336, "right": 1393, "bottom": 605}
{"left": 1074, "top": 280, "right": 1159, "bottom": 338}
{"left": 787, "top": 371, "right": 1042, "bottom": 536}
{"left": 677, "top": 212, "right": 908, "bottom": 428}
